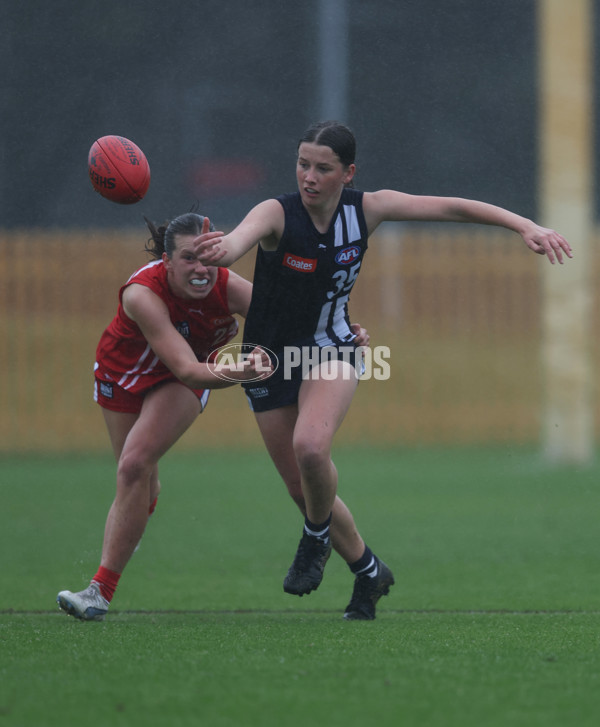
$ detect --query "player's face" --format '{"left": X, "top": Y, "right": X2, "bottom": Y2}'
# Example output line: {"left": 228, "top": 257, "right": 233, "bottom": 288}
{"left": 164, "top": 234, "right": 218, "bottom": 300}
{"left": 296, "top": 142, "right": 355, "bottom": 210}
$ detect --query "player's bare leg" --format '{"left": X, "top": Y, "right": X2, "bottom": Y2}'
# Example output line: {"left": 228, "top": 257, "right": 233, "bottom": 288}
{"left": 57, "top": 383, "right": 202, "bottom": 620}
{"left": 254, "top": 359, "right": 394, "bottom": 613}
{"left": 100, "top": 383, "right": 201, "bottom": 573}
{"left": 256, "top": 360, "right": 372, "bottom": 596}
{"left": 293, "top": 360, "right": 358, "bottom": 524}
{"left": 254, "top": 401, "right": 365, "bottom": 564}
{"left": 294, "top": 363, "right": 395, "bottom": 616}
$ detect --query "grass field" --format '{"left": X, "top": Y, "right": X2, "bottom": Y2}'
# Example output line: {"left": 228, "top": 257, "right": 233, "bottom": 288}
{"left": 1, "top": 446, "right": 600, "bottom": 726}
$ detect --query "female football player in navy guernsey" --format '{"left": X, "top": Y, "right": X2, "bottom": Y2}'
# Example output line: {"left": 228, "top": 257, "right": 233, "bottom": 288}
{"left": 193, "top": 120, "right": 573, "bottom": 621}
{"left": 56, "top": 212, "right": 274, "bottom": 621}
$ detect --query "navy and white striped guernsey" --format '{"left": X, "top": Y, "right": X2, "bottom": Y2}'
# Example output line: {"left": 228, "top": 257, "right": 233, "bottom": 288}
{"left": 243, "top": 188, "right": 369, "bottom": 356}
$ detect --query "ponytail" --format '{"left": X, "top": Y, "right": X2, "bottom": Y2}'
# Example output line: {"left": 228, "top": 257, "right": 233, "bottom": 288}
{"left": 144, "top": 216, "right": 168, "bottom": 259}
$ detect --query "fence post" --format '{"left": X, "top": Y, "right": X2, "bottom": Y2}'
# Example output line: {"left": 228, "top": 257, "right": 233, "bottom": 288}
{"left": 539, "top": 0, "right": 594, "bottom": 464}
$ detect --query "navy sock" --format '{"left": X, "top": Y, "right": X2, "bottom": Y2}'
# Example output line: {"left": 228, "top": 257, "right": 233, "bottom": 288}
{"left": 349, "top": 545, "right": 379, "bottom": 578}
{"left": 304, "top": 513, "right": 332, "bottom": 542}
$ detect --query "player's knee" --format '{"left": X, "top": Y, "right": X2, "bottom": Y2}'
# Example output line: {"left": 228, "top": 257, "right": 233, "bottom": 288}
{"left": 117, "top": 449, "right": 155, "bottom": 487}
{"left": 293, "top": 435, "right": 329, "bottom": 474}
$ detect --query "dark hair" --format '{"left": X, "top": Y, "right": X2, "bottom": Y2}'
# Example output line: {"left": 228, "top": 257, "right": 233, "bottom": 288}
{"left": 144, "top": 212, "right": 214, "bottom": 259}
{"left": 298, "top": 120, "right": 356, "bottom": 167}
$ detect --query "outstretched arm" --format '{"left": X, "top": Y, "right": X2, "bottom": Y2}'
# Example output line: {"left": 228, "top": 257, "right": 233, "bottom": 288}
{"left": 122, "top": 284, "right": 272, "bottom": 388}
{"left": 363, "top": 190, "right": 573, "bottom": 265}
{"left": 193, "top": 199, "right": 285, "bottom": 267}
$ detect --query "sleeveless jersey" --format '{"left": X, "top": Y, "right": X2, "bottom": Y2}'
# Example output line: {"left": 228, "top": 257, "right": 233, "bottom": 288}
{"left": 243, "top": 188, "right": 368, "bottom": 354}
{"left": 95, "top": 261, "right": 238, "bottom": 394}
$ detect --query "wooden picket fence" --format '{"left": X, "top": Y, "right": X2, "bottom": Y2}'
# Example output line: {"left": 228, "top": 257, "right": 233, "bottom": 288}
{"left": 0, "top": 226, "right": 597, "bottom": 452}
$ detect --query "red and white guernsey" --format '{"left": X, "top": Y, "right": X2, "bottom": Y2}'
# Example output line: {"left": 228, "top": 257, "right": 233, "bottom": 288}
{"left": 95, "top": 260, "right": 238, "bottom": 394}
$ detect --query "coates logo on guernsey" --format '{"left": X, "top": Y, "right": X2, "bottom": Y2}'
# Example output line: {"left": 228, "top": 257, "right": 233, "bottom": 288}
{"left": 283, "top": 253, "right": 317, "bottom": 272}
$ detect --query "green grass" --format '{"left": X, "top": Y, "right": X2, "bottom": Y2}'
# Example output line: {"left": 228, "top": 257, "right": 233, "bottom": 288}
{"left": 1, "top": 447, "right": 600, "bottom": 726}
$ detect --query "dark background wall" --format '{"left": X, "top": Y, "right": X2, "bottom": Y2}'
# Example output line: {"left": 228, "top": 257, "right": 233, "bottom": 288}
{"left": 1, "top": 0, "right": 589, "bottom": 230}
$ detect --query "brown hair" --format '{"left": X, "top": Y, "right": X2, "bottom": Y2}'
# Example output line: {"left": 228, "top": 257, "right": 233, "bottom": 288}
{"left": 144, "top": 213, "right": 214, "bottom": 259}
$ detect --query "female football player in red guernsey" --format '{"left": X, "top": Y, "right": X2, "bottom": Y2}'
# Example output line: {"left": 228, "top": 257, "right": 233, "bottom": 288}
{"left": 192, "top": 121, "right": 573, "bottom": 621}
{"left": 57, "top": 212, "right": 272, "bottom": 621}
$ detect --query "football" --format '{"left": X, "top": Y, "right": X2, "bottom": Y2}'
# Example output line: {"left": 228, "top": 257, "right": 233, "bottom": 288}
{"left": 88, "top": 135, "right": 151, "bottom": 204}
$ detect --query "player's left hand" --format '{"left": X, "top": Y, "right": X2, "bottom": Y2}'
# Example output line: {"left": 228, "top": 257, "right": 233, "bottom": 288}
{"left": 351, "top": 323, "right": 370, "bottom": 347}
{"left": 522, "top": 223, "right": 573, "bottom": 265}
{"left": 193, "top": 216, "right": 227, "bottom": 265}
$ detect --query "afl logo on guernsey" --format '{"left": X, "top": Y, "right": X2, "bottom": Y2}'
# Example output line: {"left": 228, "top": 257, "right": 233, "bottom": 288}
{"left": 335, "top": 246, "right": 361, "bottom": 265}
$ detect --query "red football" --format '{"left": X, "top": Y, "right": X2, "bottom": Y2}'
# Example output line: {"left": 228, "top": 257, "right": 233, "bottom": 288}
{"left": 88, "top": 135, "right": 151, "bottom": 204}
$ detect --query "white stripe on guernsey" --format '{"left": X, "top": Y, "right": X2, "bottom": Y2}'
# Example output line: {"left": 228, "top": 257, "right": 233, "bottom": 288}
{"left": 123, "top": 374, "right": 140, "bottom": 391}
{"left": 122, "top": 353, "right": 161, "bottom": 391}
{"left": 343, "top": 205, "right": 361, "bottom": 243}
{"left": 314, "top": 301, "right": 335, "bottom": 346}
{"left": 333, "top": 213, "right": 344, "bottom": 247}
{"left": 125, "top": 259, "right": 162, "bottom": 285}
{"left": 314, "top": 295, "right": 353, "bottom": 347}
{"left": 330, "top": 294, "right": 352, "bottom": 341}
{"left": 333, "top": 205, "right": 360, "bottom": 247}
{"left": 118, "top": 343, "right": 155, "bottom": 389}
{"left": 123, "top": 353, "right": 160, "bottom": 390}
{"left": 141, "top": 354, "right": 160, "bottom": 375}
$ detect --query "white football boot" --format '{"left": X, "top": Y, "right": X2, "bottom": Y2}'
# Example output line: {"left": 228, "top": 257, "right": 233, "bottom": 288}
{"left": 56, "top": 581, "right": 109, "bottom": 621}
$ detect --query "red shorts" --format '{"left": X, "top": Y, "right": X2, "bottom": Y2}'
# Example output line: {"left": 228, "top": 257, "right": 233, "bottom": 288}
{"left": 94, "top": 375, "right": 210, "bottom": 415}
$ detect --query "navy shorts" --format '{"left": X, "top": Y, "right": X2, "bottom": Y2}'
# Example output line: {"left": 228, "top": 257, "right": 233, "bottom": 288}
{"left": 242, "top": 344, "right": 364, "bottom": 413}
